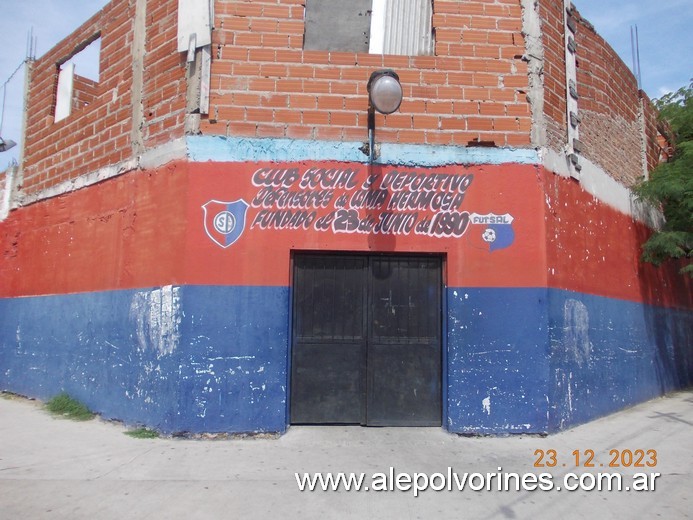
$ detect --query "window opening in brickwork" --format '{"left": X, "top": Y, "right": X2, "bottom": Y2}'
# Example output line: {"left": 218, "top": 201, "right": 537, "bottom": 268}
{"left": 304, "top": 0, "right": 434, "bottom": 56}
{"left": 54, "top": 35, "right": 101, "bottom": 123}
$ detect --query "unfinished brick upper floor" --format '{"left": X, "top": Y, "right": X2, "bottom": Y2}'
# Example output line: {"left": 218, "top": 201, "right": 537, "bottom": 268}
{"left": 19, "top": 0, "right": 668, "bottom": 198}
{"left": 22, "top": 0, "right": 186, "bottom": 195}
{"left": 201, "top": 0, "right": 531, "bottom": 147}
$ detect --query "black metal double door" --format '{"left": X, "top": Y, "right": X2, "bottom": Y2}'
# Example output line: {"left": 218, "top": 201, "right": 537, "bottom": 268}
{"left": 291, "top": 254, "right": 442, "bottom": 426}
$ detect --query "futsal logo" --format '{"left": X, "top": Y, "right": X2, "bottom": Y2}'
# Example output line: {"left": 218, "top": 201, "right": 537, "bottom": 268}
{"left": 469, "top": 213, "right": 515, "bottom": 252}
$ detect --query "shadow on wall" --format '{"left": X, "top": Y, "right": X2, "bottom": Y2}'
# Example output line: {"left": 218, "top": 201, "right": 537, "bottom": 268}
{"left": 634, "top": 222, "right": 693, "bottom": 393}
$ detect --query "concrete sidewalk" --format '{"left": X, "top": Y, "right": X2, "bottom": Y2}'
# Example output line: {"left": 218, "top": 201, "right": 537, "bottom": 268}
{"left": 1, "top": 391, "right": 691, "bottom": 519}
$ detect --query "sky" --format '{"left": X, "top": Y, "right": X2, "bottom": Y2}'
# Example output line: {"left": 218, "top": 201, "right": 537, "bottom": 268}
{"left": 1, "top": 0, "right": 691, "bottom": 169}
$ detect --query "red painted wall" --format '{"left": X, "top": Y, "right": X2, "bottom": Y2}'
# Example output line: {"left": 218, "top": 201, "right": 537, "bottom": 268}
{"left": 184, "top": 162, "right": 547, "bottom": 288}
{"left": 543, "top": 169, "right": 692, "bottom": 308}
{"left": 1, "top": 163, "right": 189, "bottom": 296}
{"left": 3, "top": 162, "right": 690, "bottom": 310}
{"left": 2, "top": 162, "right": 547, "bottom": 296}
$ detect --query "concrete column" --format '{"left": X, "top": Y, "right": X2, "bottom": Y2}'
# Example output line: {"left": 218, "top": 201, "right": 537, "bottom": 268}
{"left": 521, "top": 0, "right": 547, "bottom": 149}
{"left": 130, "top": 0, "right": 147, "bottom": 157}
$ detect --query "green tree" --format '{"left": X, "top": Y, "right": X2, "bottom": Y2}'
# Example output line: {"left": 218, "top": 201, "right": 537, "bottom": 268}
{"left": 635, "top": 80, "right": 692, "bottom": 277}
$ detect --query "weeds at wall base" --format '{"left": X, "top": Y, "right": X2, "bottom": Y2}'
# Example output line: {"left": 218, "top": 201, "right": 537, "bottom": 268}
{"left": 124, "top": 428, "right": 160, "bottom": 439}
{"left": 45, "top": 392, "right": 95, "bottom": 421}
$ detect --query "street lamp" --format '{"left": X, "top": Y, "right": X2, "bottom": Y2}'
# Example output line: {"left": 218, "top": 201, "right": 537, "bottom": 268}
{"left": 0, "top": 137, "right": 16, "bottom": 153}
{"left": 367, "top": 70, "right": 403, "bottom": 163}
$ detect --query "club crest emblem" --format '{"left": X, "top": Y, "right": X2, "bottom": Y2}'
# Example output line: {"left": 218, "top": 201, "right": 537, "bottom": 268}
{"left": 202, "top": 199, "right": 249, "bottom": 249}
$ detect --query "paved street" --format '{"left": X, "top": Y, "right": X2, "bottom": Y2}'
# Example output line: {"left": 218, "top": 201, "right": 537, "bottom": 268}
{"left": 1, "top": 390, "right": 691, "bottom": 519}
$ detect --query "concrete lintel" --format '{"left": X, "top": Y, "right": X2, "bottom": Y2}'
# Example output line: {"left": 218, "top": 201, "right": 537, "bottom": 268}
{"left": 15, "top": 138, "right": 187, "bottom": 209}
{"left": 541, "top": 147, "right": 663, "bottom": 227}
{"left": 139, "top": 138, "right": 187, "bottom": 169}
{"left": 19, "top": 158, "right": 140, "bottom": 208}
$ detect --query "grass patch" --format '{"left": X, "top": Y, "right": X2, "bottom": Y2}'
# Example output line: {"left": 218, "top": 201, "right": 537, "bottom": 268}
{"left": 45, "top": 392, "right": 95, "bottom": 421}
{"left": 124, "top": 428, "right": 160, "bottom": 439}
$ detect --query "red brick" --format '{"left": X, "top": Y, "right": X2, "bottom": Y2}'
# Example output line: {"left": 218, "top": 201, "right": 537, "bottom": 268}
{"left": 426, "top": 132, "right": 453, "bottom": 145}
{"left": 302, "top": 50, "right": 330, "bottom": 64}
{"left": 276, "top": 49, "right": 302, "bottom": 63}
{"left": 383, "top": 113, "right": 412, "bottom": 128}
{"left": 235, "top": 32, "right": 263, "bottom": 47}
{"left": 262, "top": 5, "right": 292, "bottom": 19}
{"left": 248, "top": 48, "right": 276, "bottom": 62}
{"left": 441, "top": 117, "right": 467, "bottom": 131}
{"left": 287, "top": 65, "right": 315, "bottom": 79}
{"left": 330, "top": 112, "right": 358, "bottom": 126}
{"left": 251, "top": 19, "right": 278, "bottom": 33}
{"left": 274, "top": 110, "right": 302, "bottom": 124}
{"left": 413, "top": 115, "right": 440, "bottom": 130}
{"left": 261, "top": 94, "right": 289, "bottom": 108}
{"left": 426, "top": 101, "right": 453, "bottom": 114}
{"left": 493, "top": 117, "right": 519, "bottom": 131}
{"left": 303, "top": 110, "right": 330, "bottom": 125}
{"left": 317, "top": 96, "right": 345, "bottom": 110}
{"left": 262, "top": 34, "right": 290, "bottom": 47}
{"left": 286, "top": 126, "right": 314, "bottom": 139}
{"left": 342, "top": 127, "right": 367, "bottom": 141}
{"left": 276, "top": 79, "right": 304, "bottom": 93}
{"left": 315, "top": 67, "right": 341, "bottom": 80}
{"left": 260, "top": 64, "right": 288, "bottom": 77}
{"left": 256, "top": 124, "right": 286, "bottom": 138}
{"left": 479, "top": 102, "right": 506, "bottom": 116}
{"left": 398, "top": 130, "right": 426, "bottom": 144}
{"left": 467, "top": 117, "right": 494, "bottom": 131}
{"left": 20, "top": 0, "right": 654, "bottom": 193}
{"left": 315, "top": 126, "right": 343, "bottom": 140}
{"left": 303, "top": 81, "right": 331, "bottom": 94}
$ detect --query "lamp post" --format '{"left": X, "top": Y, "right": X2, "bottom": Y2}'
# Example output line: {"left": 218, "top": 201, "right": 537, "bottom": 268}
{"left": 367, "top": 70, "right": 403, "bottom": 164}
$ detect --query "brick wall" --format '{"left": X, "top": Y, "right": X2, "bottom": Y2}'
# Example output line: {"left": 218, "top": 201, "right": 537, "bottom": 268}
{"left": 20, "top": 0, "right": 669, "bottom": 199}
{"left": 573, "top": 10, "right": 645, "bottom": 186}
{"left": 22, "top": 1, "right": 133, "bottom": 195}
{"left": 142, "top": 0, "right": 188, "bottom": 147}
{"left": 201, "top": 0, "right": 532, "bottom": 147}
{"left": 538, "top": 3, "right": 665, "bottom": 187}
{"left": 72, "top": 75, "right": 99, "bottom": 112}
{"left": 21, "top": 0, "right": 187, "bottom": 197}
{"left": 642, "top": 94, "right": 670, "bottom": 172}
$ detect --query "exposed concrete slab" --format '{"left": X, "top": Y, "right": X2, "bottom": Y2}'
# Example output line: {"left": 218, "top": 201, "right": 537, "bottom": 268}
{"left": 0, "top": 391, "right": 691, "bottom": 519}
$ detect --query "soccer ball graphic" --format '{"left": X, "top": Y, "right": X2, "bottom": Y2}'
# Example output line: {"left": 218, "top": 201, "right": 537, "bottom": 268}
{"left": 482, "top": 228, "right": 496, "bottom": 243}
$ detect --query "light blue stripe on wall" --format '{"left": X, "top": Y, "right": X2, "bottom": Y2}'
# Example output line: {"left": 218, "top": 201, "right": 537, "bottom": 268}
{"left": 186, "top": 136, "right": 540, "bottom": 167}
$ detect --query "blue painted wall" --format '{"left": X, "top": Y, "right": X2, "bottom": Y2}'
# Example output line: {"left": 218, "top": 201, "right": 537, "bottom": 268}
{"left": 446, "top": 288, "right": 552, "bottom": 434}
{"left": 1, "top": 284, "right": 691, "bottom": 434}
{"left": 0, "top": 286, "right": 289, "bottom": 434}
{"left": 548, "top": 289, "right": 693, "bottom": 431}
{"left": 446, "top": 287, "right": 693, "bottom": 435}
